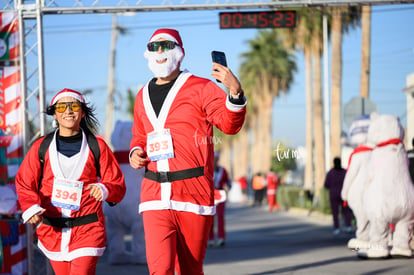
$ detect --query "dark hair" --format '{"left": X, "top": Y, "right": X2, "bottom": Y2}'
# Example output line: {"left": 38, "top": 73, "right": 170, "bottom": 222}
{"left": 46, "top": 102, "right": 100, "bottom": 135}
{"left": 333, "top": 157, "right": 342, "bottom": 169}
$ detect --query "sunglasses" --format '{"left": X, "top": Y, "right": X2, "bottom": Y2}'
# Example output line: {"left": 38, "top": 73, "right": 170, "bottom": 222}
{"left": 55, "top": 102, "right": 81, "bottom": 113}
{"left": 147, "top": 41, "right": 179, "bottom": 52}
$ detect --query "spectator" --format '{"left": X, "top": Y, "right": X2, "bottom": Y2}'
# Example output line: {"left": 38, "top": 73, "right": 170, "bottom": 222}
{"left": 252, "top": 172, "right": 266, "bottom": 207}
{"left": 324, "top": 157, "right": 353, "bottom": 235}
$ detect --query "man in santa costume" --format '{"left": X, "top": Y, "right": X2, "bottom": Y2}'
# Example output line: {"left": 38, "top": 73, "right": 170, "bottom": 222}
{"left": 209, "top": 151, "right": 231, "bottom": 247}
{"left": 129, "top": 28, "right": 247, "bottom": 274}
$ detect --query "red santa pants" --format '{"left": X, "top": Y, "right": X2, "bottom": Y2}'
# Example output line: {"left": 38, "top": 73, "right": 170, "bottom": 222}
{"left": 143, "top": 209, "right": 213, "bottom": 275}
{"left": 209, "top": 201, "right": 226, "bottom": 241}
{"left": 49, "top": 256, "right": 99, "bottom": 275}
{"left": 267, "top": 189, "right": 279, "bottom": 212}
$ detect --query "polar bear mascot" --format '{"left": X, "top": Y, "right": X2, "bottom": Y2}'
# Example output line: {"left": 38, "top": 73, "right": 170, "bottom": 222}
{"left": 104, "top": 120, "right": 146, "bottom": 264}
{"left": 341, "top": 115, "right": 373, "bottom": 250}
{"left": 358, "top": 113, "right": 414, "bottom": 259}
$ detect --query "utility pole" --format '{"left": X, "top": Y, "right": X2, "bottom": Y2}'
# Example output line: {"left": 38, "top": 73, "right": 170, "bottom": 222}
{"left": 105, "top": 14, "right": 118, "bottom": 146}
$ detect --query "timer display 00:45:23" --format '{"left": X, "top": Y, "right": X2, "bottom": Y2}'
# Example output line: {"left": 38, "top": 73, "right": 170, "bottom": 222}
{"left": 219, "top": 11, "right": 296, "bottom": 29}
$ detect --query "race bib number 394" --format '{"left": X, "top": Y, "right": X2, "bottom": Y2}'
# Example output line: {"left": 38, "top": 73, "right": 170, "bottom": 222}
{"left": 51, "top": 178, "right": 83, "bottom": 211}
{"left": 147, "top": 129, "right": 174, "bottom": 161}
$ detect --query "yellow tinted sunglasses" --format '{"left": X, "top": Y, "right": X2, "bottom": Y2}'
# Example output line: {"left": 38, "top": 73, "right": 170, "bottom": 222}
{"left": 55, "top": 102, "right": 81, "bottom": 113}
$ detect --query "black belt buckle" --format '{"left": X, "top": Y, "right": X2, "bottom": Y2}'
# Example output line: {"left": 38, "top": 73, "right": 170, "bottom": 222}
{"left": 159, "top": 171, "right": 170, "bottom": 183}
{"left": 63, "top": 218, "right": 73, "bottom": 228}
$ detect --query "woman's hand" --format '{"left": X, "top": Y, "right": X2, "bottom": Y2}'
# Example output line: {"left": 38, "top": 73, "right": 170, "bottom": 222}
{"left": 27, "top": 209, "right": 46, "bottom": 225}
{"left": 86, "top": 184, "right": 103, "bottom": 201}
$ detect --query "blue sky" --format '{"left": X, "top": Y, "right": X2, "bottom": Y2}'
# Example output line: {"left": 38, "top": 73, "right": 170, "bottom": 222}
{"left": 42, "top": 4, "right": 414, "bottom": 147}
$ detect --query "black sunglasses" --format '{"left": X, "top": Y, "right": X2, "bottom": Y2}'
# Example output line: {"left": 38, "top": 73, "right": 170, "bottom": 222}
{"left": 147, "top": 41, "right": 179, "bottom": 52}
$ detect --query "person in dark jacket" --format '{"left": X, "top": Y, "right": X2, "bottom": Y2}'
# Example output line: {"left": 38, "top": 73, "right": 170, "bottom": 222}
{"left": 324, "top": 157, "right": 353, "bottom": 235}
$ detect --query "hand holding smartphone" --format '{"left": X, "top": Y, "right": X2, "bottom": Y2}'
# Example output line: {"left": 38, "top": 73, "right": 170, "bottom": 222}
{"left": 211, "top": 51, "right": 227, "bottom": 82}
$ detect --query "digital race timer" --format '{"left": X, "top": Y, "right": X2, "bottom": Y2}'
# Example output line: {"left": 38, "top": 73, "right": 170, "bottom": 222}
{"left": 219, "top": 11, "right": 296, "bottom": 29}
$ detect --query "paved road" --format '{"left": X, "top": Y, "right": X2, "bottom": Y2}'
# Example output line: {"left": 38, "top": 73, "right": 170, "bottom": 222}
{"left": 96, "top": 203, "right": 414, "bottom": 275}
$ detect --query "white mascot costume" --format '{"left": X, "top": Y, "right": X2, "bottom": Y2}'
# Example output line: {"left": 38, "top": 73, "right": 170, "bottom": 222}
{"left": 341, "top": 115, "right": 373, "bottom": 250}
{"left": 358, "top": 113, "right": 414, "bottom": 259}
{"left": 104, "top": 120, "right": 146, "bottom": 264}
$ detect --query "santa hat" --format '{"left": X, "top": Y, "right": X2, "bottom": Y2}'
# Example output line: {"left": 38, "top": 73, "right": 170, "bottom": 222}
{"left": 51, "top": 88, "right": 85, "bottom": 105}
{"left": 149, "top": 28, "right": 183, "bottom": 48}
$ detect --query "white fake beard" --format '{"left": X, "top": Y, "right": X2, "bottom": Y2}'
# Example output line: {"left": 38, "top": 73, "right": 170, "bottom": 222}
{"left": 144, "top": 47, "right": 184, "bottom": 78}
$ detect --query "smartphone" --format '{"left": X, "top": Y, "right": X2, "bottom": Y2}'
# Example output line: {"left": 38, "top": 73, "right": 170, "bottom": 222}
{"left": 211, "top": 51, "right": 227, "bottom": 82}
{"left": 211, "top": 50, "right": 227, "bottom": 67}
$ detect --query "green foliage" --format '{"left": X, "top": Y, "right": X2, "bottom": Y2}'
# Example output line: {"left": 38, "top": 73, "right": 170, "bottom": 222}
{"left": 271, "top": 141, "right": 297, "bottom": 174}
{"left": 277, "top": 185, "right": 330, "bottom": 214}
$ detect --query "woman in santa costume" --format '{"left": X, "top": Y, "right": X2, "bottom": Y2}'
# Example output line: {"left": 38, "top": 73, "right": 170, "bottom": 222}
{"left": 15, "top": 88, "right": 126, "bottom": 275}
{"left": 129, "top": 28, "right": 247, "bottom": 274}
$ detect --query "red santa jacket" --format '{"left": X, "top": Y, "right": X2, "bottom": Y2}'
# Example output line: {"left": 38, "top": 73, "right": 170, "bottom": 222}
{"left": 266, "top": 172, "right": 279, "bottom": 195}
{"left": 131, "top": 71, "right": 246, "bottom": 215}
{"left": 214, "top": 166, "right": 231, "bottom": 204}
{"left": 15, "top": 130, "right": 126, "bottom": 261}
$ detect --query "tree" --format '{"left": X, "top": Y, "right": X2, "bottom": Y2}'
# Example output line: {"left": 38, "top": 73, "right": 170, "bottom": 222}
{"left": 239, "top": 29, "right": 296, "bottom": 175}
{"left": 330, "top": 6, "right": 361, "bottom": 161}
{"left": 360, "top": 5, "right": 371, "bottom": 98}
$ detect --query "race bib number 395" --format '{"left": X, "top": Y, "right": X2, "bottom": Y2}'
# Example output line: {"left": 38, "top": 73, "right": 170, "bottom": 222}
{"left": 51, "top": 178, "right": 83, "bottom": 211}
{"left": 147, "top": 129, "right": 174, "bottom": 161}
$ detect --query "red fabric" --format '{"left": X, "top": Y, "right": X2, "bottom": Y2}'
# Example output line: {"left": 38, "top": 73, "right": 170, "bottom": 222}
{"left": 266, "top": 172, "right": 279, "bottom": 191}
{"left": 113, "top": 151, "right": 130, "bottom": 164}
{"left": 131, "top": 75, "right": 245, "bottom": 213}
{"left": 15, "top": 136, "right": 126, "bottom": 258}
{"left": 209, "top": 202, "right": 226, "bottom": 241}
{"left": 143, "top": 210, "right": 212, "bottom": 275}
{"left": 214, "top": 167, "right": 230, "bottom": 190}
{"left": 49, "top": 256, "right": 99, "bottom": 275}
{"left": 347, "top": 145, "right": 373, "bottom": 169}
{"left": 210, "top": 167, "right": 229, "bottom": 240}
{"left": 0, "top": 221, "right": 27, "bottom": 275}
{"left": 266, "top": 172, "right": 280, "bottom": 211}
{"left": 51, "top": 88, "right": 85, "bottom": 105}
{"left": 238, "top": 176, "right": 247, "bottom": 190}
{"left": 376, "top": 138, "right": 402, "bottom": 148}
{"left": 149, "top": 28, "right": 183, "bottom": 47}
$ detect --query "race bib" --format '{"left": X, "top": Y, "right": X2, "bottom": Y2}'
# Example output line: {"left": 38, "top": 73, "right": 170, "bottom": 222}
{"left": 51, "top": 177, "right": 83, "bottom": 211}
{"left": 147, "top": 129, "right": 174, "bottom": 161}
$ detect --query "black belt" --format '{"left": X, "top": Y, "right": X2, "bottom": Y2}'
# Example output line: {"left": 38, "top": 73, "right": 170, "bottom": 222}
{"left": 145, "top": 167, "right": 204, "bottom": 183}
{"left": 43, "top": 213, "right": 98, "bottom": 228}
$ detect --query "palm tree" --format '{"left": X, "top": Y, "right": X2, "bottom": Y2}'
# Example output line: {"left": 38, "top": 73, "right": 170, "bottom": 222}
{"left": 239, "top": 29, "right": 297, "bottom": 176}
{"left": 330, "top": 7, "right": 361, "bottom": 161}
{"left": 309, "top": 11, "right": 326, "bottom": 199}
{"left": 360, "top": 5, "right": 371, "bottom": 98}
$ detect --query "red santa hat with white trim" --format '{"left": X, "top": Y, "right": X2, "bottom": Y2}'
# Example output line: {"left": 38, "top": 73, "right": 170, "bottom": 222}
{"left": 149, "top": 28, "right": 183, "bottom": 47}
{"left": 149, "top": 28, "right": 185, "bottom": 55}
{"left": 51, "top": 88, "right": 86, "bottom": 105}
